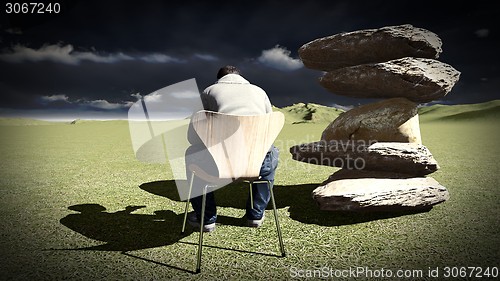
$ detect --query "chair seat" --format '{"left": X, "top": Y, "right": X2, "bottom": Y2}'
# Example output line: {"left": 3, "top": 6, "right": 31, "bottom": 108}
{"left": 188, "top": 164, "right": 261, "bottom": 184}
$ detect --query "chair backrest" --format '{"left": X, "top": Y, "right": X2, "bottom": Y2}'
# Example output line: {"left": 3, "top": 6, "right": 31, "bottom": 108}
{"left": 191, "top": 110, "right": 285, "bottom": 180}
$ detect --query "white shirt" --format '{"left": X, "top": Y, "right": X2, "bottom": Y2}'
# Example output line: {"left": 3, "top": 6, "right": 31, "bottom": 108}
{"left": 201, "top": 74, "right": 272, "bottom": 115}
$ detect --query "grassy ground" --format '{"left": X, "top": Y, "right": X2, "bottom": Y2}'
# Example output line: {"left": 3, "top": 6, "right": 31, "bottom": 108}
{"left": 0, "top": 106, "right": 499, "bottom": 280}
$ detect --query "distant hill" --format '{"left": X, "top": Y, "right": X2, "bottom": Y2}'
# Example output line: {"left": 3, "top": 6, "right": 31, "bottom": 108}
{"left": 0, "top": 118, "right": 58, "bottom": 126}
{"left": 0, "top": 118, "right": 127, "bottom": 126}
{"left": 418, "top": 100, "right": 500, "bottom": 122}
{"left": 275, "top": 100, "right": 500, "bottom": 124}
{"left": 277, "top": 99, "right": 500, "bottom": 124}
{"left": 274, "top": 103, "right": 344, "bottom": 124}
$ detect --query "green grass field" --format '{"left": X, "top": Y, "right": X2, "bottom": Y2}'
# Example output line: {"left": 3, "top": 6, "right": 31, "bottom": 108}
{"left": 1, "top": 101, "right": 499, "bottom": 280}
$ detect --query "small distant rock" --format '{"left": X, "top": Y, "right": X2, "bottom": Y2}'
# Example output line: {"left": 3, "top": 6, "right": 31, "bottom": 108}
{"left": 70, "top": 119, "right": 80, "bottom": 124}
{"left": 322, "top": 98, "right": 421, "bottom": 144}
{"left": 312, "top": 170, "right": 450, "bottom": 211}
{"left": 299, "top": 24, "right": 442, "bottom": 71}
{"left": 319, "top": 57, "right": 460, "bottom": 103}
{"left": 290, "top": 141, "right": 439, "bottom": 176}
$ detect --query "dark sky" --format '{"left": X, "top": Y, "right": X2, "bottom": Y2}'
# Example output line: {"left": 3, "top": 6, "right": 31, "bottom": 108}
{"left": 0, "top": 0, "right": 498, "bottom": 120}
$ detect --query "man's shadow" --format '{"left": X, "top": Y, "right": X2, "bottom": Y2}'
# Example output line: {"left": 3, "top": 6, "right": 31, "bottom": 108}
{"left": 58, "top": 202, "right": 282, "bottom": 271}
{"left": 140, "top": 180, "right": 431, "bottom": 227}
{"left": 59, "top": 204, "right": 192, "bottom": 252}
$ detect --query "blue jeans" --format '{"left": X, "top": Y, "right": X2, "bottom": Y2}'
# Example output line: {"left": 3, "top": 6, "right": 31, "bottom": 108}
{"left": 189, "top": 145, "right": 279, "bottom": 224}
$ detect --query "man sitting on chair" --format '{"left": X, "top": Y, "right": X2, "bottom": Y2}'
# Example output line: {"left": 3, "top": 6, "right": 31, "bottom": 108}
{"left": 186, "top": 65, "right": 279, "bottom": 232}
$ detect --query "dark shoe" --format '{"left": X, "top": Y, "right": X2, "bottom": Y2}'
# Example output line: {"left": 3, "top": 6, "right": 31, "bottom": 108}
{"left": 187, "top": 212, "right": 216, "bottom": 232}
{"left": 247, "top": 213, "right": 265, "bottom": 228}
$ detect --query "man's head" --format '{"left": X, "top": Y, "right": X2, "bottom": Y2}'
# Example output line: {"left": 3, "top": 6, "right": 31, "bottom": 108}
{"left": 216, "top": 65, "right": 241, "bottom": 79}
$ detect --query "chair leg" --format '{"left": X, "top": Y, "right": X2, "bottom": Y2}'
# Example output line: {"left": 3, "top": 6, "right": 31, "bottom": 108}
{"left": 196, "top": 185, "right": 208, "bottom": 274}
{"left": 249, "top": 181, "right": 253, "bottom": 209}
{"left": 268, "top": 181, "right": 286, "bottom": 257}
{"left": 181, "top": 172, "right": 195, "bottom": 234}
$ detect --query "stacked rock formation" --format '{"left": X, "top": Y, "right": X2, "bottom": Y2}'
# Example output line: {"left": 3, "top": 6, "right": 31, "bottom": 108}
{"left": 290, "top": 24, "right": 460, "bottom": 211}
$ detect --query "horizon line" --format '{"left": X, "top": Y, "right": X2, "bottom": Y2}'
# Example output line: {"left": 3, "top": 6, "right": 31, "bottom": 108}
{"left": 1, "top": 99, "right": 498, "bottom": 122}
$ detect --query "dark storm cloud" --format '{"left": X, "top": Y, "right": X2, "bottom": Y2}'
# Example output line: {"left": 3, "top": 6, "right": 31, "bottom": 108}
{"left": 0, "top": 0, "right": 499, "bottom": 119}
{"left": 0, "top": 51, "right": 218, "bottom": 103}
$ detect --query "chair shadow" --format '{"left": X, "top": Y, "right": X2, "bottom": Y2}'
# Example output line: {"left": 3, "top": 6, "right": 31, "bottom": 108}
{"left": 140, "top": 180, "right": 432, "bottom": 227}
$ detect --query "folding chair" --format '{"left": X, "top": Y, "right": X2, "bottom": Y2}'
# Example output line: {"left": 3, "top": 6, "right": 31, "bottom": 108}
{"left": 181, "top": 110, "right": 286, "bottom": 273}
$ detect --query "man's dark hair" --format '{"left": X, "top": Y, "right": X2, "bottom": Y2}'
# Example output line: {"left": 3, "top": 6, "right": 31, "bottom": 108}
{"left": 217, "top": 65, "right": 240, "bottom": 79}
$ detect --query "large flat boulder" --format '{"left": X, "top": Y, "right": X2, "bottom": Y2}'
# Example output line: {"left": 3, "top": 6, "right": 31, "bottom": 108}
{"left": 290, "top": 141, "right": 439, "bottom": 176}
{"left": 312, "top": 169, "right": 450, "bottom": 211}
{"left": 319, "top": 57, "right": 460, "bottom": 103}
{"left": 322, "top": 98, "right": 421, "bottom": 144}
{"left": 299, "top": 24, "right": 442, "bottom": 71}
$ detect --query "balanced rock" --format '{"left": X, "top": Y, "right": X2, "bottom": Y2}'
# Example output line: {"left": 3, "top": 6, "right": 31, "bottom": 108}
{"left": 319, "top": 57, "right": 460, "bottom": 103}
{"left": 312, "top": 169, "right": 449, "bottom": 211}
{"left": 322, "top": 98, "right": 421, "bottom": 144}
{"left": 299, "top": 24, "right": 442, "bottom": 71}
{"left": 290, "top": 141, "right": 439, "bottom": 176}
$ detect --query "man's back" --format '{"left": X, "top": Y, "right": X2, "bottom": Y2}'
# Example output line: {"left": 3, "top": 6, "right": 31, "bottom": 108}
{"left": 185, "top": 65, "right": 280, "bottom": 234}
{"left": 201, "top": 74, "right": 272, "bottom": 115}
